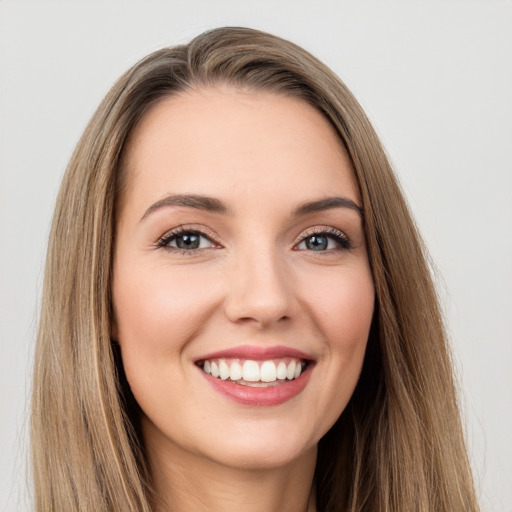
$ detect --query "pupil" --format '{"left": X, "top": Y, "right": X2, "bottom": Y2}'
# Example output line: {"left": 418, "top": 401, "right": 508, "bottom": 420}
{"left": 307, "top": 235, "right": 327, "bottom": 251}
{"left": 176, "top": 233, "right": 200, "bottom": 249}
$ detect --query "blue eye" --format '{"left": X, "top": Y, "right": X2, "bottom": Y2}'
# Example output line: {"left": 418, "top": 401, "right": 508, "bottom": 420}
{"left": 296, "top": 230, "right": 351, "bottom": 251}
{"left": 159, "top": 230, "right": 215, "bottom": 251}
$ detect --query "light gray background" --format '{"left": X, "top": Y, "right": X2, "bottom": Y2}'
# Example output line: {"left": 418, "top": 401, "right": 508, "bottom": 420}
{"left": 1, "top": 1, "right": 511, "bottom": 511}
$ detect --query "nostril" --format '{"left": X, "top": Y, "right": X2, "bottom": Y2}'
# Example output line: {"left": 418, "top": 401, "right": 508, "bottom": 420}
{"left": 234, "top": 314, "right": 291, "bottom": 328}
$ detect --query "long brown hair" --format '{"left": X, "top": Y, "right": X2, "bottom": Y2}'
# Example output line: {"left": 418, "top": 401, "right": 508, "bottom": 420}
{"left": 32, "top": 27, "right": 479, "bottom": 511}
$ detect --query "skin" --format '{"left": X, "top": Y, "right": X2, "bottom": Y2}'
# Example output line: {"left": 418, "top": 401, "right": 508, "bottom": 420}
{"left": 112, "top": 87, "right": 375, "bottom": 512}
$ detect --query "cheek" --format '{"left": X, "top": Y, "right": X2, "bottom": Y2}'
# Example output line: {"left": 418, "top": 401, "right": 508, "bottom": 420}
{"left": 301, "top": 264, "right": 374, "bottom": 424}
{"left": 305, "top": 263, "right": 375, "bottom": 345}
{"left": 112, "top": 264, "right": 218, "bottom": 381}
{"left": 115, "top": 264, "right": 204, "bottom": 339}
{"left": 112, "top": 265, "right": 217, "bottom": 427}
{"left": 329, "top": 269, "right": 374, "bottom": 375}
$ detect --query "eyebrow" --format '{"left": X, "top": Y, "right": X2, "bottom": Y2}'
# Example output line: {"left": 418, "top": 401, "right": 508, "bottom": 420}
{"left": 140, "top": 194, "right": 231, "bottom": 221}
{"left": 140, "top": 193, "right": 363, "bottom": 222}
{"left": 292, "top": 197, "right": 364, "bottom": 218}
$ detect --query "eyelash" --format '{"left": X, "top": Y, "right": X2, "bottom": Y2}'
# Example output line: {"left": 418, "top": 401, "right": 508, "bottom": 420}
{"left": 156, "top": 226, "right": 352, "bottom": 254}
{"left": 295, "top": 227, "right": 353, "bottom": 252}
{"left": 156, "top": 226, "right": 219, "bottom": 254}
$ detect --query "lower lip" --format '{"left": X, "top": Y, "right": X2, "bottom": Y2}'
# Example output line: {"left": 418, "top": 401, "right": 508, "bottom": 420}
{"left": 199, "top": 365, "right": 313, "bottom": 406}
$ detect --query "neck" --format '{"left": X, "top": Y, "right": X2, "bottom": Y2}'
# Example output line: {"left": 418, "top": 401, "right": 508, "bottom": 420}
{"left": 143, "top": 423, "right": 317, "bottom": 512}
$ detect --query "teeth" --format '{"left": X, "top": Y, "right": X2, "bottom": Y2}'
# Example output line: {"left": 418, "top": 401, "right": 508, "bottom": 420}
{"left": 260, "top": 361, "right": 277, "bottom": 382}
{"left": 219, "top": 360, "right": 230, "bottom": 380}
{"left": 277, "top": 361, "right": 287, "bottom": 380}
{"left": 242, "top": 360, "right": 260, "bottom": 382}
{"left": 201, "top": 357, "right": 306, "bottom": 385}
{"left": 229, "top": 361, "right": 243, "bottom": 381}
{"left": 286, "top": 360, "right": 296, "bottom": 380}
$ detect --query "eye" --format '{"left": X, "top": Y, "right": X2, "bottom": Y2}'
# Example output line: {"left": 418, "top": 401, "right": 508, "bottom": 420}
{"left": 295, "top": 229, "right": 351, "bottom": 252}
{"left": 158, "top": 229, "right": 216, "bottom": 251}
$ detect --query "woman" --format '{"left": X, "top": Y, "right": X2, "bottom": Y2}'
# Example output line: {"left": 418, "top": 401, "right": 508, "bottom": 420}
{"left": 31, "top": 27, "right": 479, "bottom": 511}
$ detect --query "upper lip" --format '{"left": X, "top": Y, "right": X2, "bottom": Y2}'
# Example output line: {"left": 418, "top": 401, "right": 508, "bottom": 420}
{"left": 195, "top": 345, "right": 314, "bottom": 362}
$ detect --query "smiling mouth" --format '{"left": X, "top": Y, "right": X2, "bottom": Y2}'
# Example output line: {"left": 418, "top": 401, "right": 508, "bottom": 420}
{"left": 197, "top": 358, "right": 308, "bottom": 387}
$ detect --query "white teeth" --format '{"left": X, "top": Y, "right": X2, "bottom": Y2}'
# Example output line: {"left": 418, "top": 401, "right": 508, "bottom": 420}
{"left": 286, "top": 360, "right": 296, "bottom": 380}
{"left": 219, "top": 360, "right": 230, "bottom": 380}
{"left": 242, "top": 360, "right": 260, "bottom": 382}
{"left": 277, "top": 361, "right": 287, "bottom": 380}
{"left": 229, "top": 361, "right": 243, "bottom": 381}
{"left": 201, "top": 357, "right": 306, "bottom": 384}
{"left": 260, "top": 361, "right": 277, "bottom": 382}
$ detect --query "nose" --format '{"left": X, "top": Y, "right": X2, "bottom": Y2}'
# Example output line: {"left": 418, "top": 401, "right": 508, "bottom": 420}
{"left": 223, "top": 246, "right": 296, "bottom": 329}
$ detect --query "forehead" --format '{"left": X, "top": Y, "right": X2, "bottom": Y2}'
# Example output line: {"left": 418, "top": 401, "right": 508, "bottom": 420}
{"left": 120, "top": 86, "right": 359, "bottom": 216}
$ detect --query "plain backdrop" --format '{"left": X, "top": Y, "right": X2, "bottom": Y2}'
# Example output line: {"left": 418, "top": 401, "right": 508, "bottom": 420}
{"left": 1, "top": 1, "right": 511, "bottom": 511}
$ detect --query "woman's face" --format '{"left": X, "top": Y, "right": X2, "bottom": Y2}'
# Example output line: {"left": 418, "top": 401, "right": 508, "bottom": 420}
{"left": 112, "top": 87, "right": 374, "bottom": 470}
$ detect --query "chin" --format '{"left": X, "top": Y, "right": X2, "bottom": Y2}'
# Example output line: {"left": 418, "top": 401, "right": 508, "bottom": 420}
{"left": 200, "top": 424, "right": 318, "bottom": 471}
